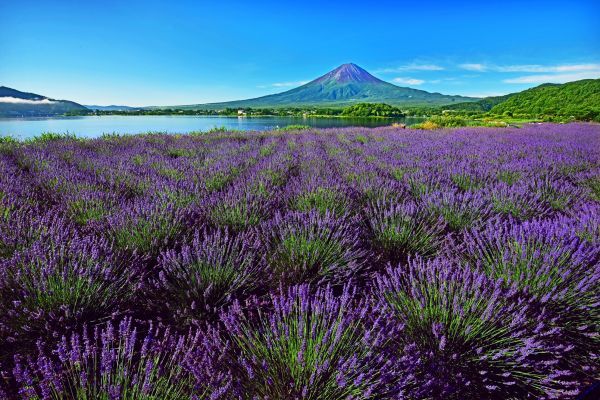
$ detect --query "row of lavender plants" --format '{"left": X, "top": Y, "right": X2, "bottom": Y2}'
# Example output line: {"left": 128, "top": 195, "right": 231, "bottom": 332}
{"left": 0, "top": 123, "right": 598, "bottom": 399}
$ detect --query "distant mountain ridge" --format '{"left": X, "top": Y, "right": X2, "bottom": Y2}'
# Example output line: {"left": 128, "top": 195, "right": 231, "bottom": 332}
{"left": 3, "top": 69, "right": 597, "bottom": 119}
{"left": 0, "top": 86, "right": 87, "bottom": 117}
{"left": 85, "top": 105, "right": 140, "bottom": 111}
{"left": 175, "top": 63, "right": 479, "bottom": 110}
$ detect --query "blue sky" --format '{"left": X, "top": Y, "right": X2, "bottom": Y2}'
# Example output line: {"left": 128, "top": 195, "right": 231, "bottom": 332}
{"left": 1, "top": 0, "right": 598, "bottom": 106}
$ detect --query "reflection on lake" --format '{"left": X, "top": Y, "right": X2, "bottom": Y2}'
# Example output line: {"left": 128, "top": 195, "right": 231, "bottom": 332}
{"left": 0, "top": 115, "right": 425, "bottom": 139}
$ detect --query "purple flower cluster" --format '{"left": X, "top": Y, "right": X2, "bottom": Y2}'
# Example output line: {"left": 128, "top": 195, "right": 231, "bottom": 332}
{"left": 0, "top": 123, "right": 598, "bottom": 398}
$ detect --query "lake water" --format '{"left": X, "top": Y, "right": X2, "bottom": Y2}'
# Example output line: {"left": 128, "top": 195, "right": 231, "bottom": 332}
{"left": 0, "top": 115, "right": 424, "bottom": 139}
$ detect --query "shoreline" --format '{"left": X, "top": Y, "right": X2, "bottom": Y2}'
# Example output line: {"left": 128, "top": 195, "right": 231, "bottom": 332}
{"left": 1, "top": 121, "right": 595, "bottom": 142}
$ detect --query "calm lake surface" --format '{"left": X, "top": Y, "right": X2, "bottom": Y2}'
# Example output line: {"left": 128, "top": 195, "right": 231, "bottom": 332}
{"left": 0, "top": 115, "right": 424, "bottom": 139}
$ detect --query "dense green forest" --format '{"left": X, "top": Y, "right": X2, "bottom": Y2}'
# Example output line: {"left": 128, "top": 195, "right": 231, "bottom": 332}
{"left": 489, "top": 79, "right": 599, "bottom": 120}
{"left": 68, "top": 104, "right": 398, "bottom": 118}
{"left": 70, "top": 103, "right": 405, "bottom": 118}
{"left": 340, "top": 103, "right": 404, "bottom": 117}
{"left": 437, "top": 79, "right": 599, "bottom": 121}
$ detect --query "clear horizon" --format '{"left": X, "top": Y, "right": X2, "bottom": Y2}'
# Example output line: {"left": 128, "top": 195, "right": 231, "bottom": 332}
{"left": 1, "top": 0, "right": 599, "bottom": 106}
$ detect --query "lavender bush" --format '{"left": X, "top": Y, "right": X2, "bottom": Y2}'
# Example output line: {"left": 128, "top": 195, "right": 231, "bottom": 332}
{"left": 0, "top": 123, "right": 598, "bottom": 398}
{"left": 366, "top": 198, "right": 446, "bottom": 262}
{"left": 11, "top": 318, "right": 203, "bottom": 399}
{"left": 217, "top": 284, "right": 395, "bottom": 399}
{"left": 373, "top": 258, "right": 580, "bottom": 398}
{"left": 261, "top": 210, "right": 372, "bottom": 287}
{"left": 150, "top": 228, "right": 262, "bottom": 326}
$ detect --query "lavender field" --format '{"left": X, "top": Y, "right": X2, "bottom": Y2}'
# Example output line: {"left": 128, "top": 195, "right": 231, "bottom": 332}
{"left": 0, "top": 123, "right": 598, "bottom": 399}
